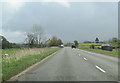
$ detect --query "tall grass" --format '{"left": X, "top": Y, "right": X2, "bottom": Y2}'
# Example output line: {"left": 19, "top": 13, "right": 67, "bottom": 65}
{"left": 2, "top": 48, "right": 22, "bottom": 55}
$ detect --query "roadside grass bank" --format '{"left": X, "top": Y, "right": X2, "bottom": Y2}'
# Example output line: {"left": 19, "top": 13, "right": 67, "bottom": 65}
{"left": 2, "top": 48, "right": 60, "bottom": 82}
{"left": 2, "top": 48, "right": 22, "bottom": 56}
{"left": 78, "top": 43, "right": 119, "bottom": 56}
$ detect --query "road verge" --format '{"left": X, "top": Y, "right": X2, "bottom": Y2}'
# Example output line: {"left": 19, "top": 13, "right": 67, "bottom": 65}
{"left": 3, "top": 48, "right": 60, "bottom": 82}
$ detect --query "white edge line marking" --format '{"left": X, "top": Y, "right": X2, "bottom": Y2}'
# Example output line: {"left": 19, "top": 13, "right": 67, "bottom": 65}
{"left": 83, "top": 57, "right": 87, "bottom": 60}
{"left": 96, "top": 65, "right": 106, "bottom": 73}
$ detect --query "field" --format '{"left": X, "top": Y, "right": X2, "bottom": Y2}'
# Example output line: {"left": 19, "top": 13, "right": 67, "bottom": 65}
{"left": 78, "top": 43, "right": 119, "bottom": 56}
{"left": 2, "top": 47, "right": 60, "bottom": 82}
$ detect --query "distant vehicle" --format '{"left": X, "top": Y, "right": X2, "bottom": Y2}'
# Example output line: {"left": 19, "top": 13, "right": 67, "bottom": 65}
{"left": 71, "top": 45, "right": 76, "bottom": 48}
{"left": 59, "top": 44, "right": 64, "bottom": 48}
{"left": 101, "top": 44, "right": 113, "bottom": 51}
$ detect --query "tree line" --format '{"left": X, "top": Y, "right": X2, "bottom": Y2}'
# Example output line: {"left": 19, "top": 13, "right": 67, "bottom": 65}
{"left": 1, "top": 36, "right": 20, "bottom": 49}
{"left": 1, "top": 24, "right": 63, "bottom": 49}
{"left": 1, "top": 35, "right": 63, "bottom": 49}
{"left": 83, "top": 37, "right": 119, "bottom": 44}
{"left": 65, "top": 37, "right": 120, "bottom": 48}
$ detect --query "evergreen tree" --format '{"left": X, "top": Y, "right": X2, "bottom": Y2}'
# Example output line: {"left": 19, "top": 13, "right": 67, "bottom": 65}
{"left": 74, "top": 40, "right": 79, "bottom": 47}
{"left": 95, "top": 37, "right": 99, "bottom": 43}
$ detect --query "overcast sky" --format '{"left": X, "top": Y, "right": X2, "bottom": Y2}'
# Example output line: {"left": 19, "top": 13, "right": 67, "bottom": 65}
{"left": 2, "top": 1, "right": 118, "bottom": 43}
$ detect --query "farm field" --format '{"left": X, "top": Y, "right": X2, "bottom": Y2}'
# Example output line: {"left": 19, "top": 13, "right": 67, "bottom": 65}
{"left": 78, "top": 43, "right": 119, "bottom": 56}
{"left": 2, "top": 47, "right": 60, "bottom": 82}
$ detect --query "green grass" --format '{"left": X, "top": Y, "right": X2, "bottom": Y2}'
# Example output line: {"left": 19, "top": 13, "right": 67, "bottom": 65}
{"left": 79, "top": 43, "right": 101, "bottom": 46}
{"left": 2, "top": 48, "right": 60, "bottom": 82}
{"left": 78, "top": 43, "right": 119, "bottom": 56}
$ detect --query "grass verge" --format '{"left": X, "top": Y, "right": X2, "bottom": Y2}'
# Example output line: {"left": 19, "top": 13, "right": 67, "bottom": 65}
{"left": 2, "top": 48, "right": 60, "bottom": 82}
{"left": 78, "top": 47, "right": 118, "bottom": 56}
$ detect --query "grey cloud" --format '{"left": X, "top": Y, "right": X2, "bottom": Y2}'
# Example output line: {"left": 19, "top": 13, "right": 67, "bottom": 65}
{"left": 2, "top": 2, "right": 118, "bottom": 43}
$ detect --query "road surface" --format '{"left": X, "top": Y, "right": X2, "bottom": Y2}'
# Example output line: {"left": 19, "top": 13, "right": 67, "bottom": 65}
{"left": 17, "top": 47, "right": 118, "bottom": 81}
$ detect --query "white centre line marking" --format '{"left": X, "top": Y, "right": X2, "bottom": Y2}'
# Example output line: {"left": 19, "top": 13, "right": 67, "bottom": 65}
{"left": 83, "top": 57, "right": 87, "bottom": 60}
{"left": 96, "top": 65, "right": 106, "bottom": 73}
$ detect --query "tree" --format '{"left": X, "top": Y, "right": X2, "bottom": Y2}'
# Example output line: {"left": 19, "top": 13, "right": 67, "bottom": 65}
{"left": 45, "top": 39, "right": 51, "bottom": 47}
{"left": 25, "top": 24, "right": 45, "bottom": 48}
{"left": 45, "top": 36, "right": 63, "bottom": 47}
{"left": 57, "top": 39, "right": 63, "bottom": 45}
{"left": 32, "top": 24, "right": 44, "bottom": 45}
{"left": 95, "top": 37, "right": 99, "bottom": 43}
{"left": 25, "top": 32, "right": 35, "bottom": 47}
{"left": 111, "top": 37, "right": 118, "bottom": 43}
{"left": 1, "top": 36, "right": 10, "bottom": 49}
{"left": 108, "top": 37, "right": 118, "bottom": 49}
{"left": 1, "top": 36, "right": 20, "bottom": 49}
{"left": 50, "top": 36, "right": 58, "bottom": 46}
{"left": 74, "top": 40, "right": 79, "bottom": 47}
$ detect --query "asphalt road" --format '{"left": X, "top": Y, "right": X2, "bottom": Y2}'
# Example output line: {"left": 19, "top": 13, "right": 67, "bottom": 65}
{"left": 17, "top": 47, "right": 118, "bottom": 81}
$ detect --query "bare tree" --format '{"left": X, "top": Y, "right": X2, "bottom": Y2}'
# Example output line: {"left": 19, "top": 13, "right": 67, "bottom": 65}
{"left": 25, "top": 32, "right": 35, "bottom": 47}
{"left": 32, "top": 24, "right": 44, "bottom": 45}
{"left": 25, "top": 24, "right": 45, "bottom": 48}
